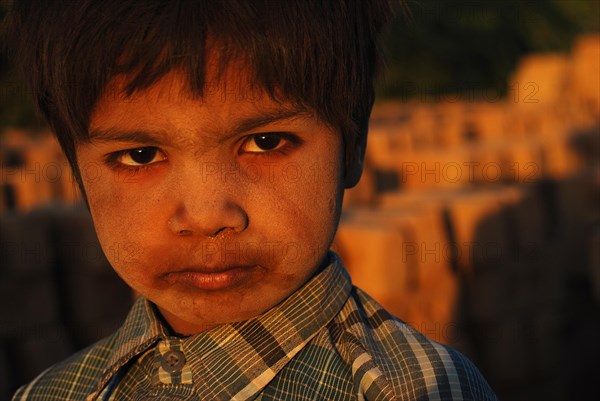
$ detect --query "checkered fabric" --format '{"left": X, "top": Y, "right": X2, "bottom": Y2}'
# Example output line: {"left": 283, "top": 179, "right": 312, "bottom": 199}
{"left": 13, "top": 252, "right": 497, "bottom": 401}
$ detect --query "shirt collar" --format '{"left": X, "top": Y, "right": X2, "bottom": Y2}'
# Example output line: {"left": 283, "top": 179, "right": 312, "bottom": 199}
{"left": 91, "top": 252, "right": 352, "bottom": 400}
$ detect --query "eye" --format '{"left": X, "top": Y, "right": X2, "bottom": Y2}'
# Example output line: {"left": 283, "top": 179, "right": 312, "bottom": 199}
{"left": 112, "top": 147, "right": 167, "bottom": 166}
{"left": 240, "top": 133, "right": 300, "bottom": 154}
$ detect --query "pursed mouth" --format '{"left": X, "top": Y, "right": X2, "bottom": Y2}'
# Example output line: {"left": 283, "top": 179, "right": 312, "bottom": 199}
{"left": 161, "top": 265, "right": 258, "bottom": 290}
{"left": 165, "top": 264, "right": 256, "bottom": 275}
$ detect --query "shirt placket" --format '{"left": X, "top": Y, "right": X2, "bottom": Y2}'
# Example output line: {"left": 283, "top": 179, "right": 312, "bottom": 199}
{"left": 152, "top": 337, "right": 193, "bottom": 386}
{"left": 95, "top": 337, "right": 197, "bottom": 401}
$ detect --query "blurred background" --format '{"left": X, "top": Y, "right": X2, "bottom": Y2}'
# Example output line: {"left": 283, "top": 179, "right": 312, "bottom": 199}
{"left": 1, "top": 1, "right": 599, "bottom": 400}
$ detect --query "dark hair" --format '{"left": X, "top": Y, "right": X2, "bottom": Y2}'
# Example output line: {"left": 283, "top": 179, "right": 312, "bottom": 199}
{"left": 5, "top": 0, "right": 392, "bottom": 192}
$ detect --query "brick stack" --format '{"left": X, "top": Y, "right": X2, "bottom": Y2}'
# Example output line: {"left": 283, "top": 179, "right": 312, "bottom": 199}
{"left": 337, "top": 34, "right": 600, "bottom": 400}
{"left": 0, "top": 204, "right": 133, "bottom": 396}
{"left": 0, "top": 130, "right": 81, "bottom": 214}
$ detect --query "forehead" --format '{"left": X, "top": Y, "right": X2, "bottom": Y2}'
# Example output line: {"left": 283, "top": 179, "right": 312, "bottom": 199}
{"left": 96, "top": 51, "right": 276, "bottom": 110}
{"left": 87, "top": 60, "right": 322, "bottom": 150}
{"left": 91, "top": 61, "right": 305, "bottom": 131}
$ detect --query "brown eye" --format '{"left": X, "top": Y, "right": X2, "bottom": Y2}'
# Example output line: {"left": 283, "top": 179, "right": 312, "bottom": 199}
{"left": 240, "top": 133, "right": 286, "bottom": 153}
{"left": 116, "top": 147, "right": 166, "bottom": 166}
{"left": 129, "top": 148, "right": 158, "bottom": 164}
{"left": 238, "top": 132, "right": 302, "bottom": 156}
{"left": 253, "top": 134, "right": 282, "bottom": 151}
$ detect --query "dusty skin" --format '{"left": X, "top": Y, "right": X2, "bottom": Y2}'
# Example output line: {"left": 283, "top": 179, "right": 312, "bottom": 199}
{"left": 76, "top": 62, "right": 361, "bottom": 335}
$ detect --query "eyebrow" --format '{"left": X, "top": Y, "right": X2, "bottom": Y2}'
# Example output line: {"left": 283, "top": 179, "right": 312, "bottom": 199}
{"left": 88, "top": 109, "right": 310, "bottom": 145}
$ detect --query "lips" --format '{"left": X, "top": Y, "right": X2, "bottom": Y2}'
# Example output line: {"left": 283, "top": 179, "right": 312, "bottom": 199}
{"left": 162, "top": 265, "right": 258, "bottom": 291}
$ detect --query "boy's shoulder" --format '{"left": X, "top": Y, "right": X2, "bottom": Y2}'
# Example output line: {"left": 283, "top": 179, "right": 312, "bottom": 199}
{"left": 12, "top": 295, "right": 160, "bottom": 401}
{"left": 326, "top": 286, "right": 498, "bottom": 401}
{"left": 11, "top": 334, "right": 118, "bottom": 401}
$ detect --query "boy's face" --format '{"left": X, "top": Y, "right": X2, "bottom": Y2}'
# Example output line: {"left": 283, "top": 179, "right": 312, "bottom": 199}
{"left": 76, "top": 62, "right": 347, "bottom": 334}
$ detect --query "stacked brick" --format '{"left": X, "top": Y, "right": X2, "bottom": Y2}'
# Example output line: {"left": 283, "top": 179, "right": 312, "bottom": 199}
{"left": 335, "top": 34, "right": 600, "bottom": 400}
{"left": 0, "top": 130, "right": 81, "bottom": 213}
{"left": 0, "top": 205, "right": 132, "bottom": 396}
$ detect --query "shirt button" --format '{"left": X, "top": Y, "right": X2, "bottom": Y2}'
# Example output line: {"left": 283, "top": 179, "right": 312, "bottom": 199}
{"left": 160, "top": 350, "right": 186, "bottom": 373}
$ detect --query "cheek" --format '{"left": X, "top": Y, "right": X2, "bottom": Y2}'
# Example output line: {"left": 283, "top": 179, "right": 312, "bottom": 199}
{"left": 83, "top": 176, "right": 168, "bottom": 279}
{"left": 252, "top": 155, "right": 344, "bottom": 264}
{"left": 88, "top": 183, "right": 134, "bottom": 238}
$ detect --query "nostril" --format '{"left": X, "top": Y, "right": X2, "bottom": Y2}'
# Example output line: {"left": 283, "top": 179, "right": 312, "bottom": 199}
{"left": 207, "top": 227, "right": 228, "bottom": 239}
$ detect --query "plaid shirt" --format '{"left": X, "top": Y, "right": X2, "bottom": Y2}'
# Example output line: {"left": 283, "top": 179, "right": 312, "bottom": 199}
{"left": 13, "top": 253, "right": 497, "bottom": 401}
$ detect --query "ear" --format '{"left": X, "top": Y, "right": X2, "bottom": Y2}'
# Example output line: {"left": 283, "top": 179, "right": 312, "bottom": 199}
{"left": 344, "top": 144, "right": 364, "bottom": 188}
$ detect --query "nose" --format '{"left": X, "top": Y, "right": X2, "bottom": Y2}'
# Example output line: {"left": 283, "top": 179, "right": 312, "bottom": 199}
{"left": 166, "top": 163, "right": 249, "bottom": 238}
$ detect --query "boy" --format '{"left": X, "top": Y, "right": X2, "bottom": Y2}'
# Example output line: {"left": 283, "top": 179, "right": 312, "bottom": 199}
{"left": 7, "top": 1, "right": 497, "bottom": 400}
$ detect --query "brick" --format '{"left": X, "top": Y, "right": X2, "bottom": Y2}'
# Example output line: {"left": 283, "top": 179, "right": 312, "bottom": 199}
{"left": 366, "top": 124, "right": 413, "bottom": 168}
{"left": 434, "top": 101, "right": 467, "bottom": 148}
{"left": 381, "top": 187, "right": 525, "bottom": 274}
{"left": 342, "top": 206, "right": 452, "bottom": 286}
{"left": 443, "top": 188, "right": 513, "bottom": 273}
{"left": 335, "top": 206, "right": 459, "bottom": 343}
{"left": 541, "top": 132, "right": 586, "bottom": 180}
{"left": 0, "top": 209, "right": 55, "bottom": 275}
{"left": 334, "top": 214, "right": 412, "bottom": 319}
{"left": 502, "top": 139, "right": 544, "bottom": 183}
{"left": 509, "top": 54, "right": 570, "bottom": 108}
{"left": 62, "top": 271, "right": 133, "bottom": 347}
{"left": 390, "top": 148, "right": 472, "bottom": 191}
{"left": 569, "top": 35, "right": 600, "bottom": 120}
{"left": 343, "top": 164, "right": 376, "bottom": 208}
{"left": 370, "top": 100, "right": 410, "bottom": 123}
{"left": 0, "top": 276, "right": 60, "bottom": 337}
{"left": 46, "top": 205, "right": 134, "bottom": 346}
{"left": 50, "top": 203, "right": 111, "bottom": 274}
{"left": 467, "top": 141, "right": 507, "bottom": 185}
{"left": 465, "top": 104, "right": 508, "bottom": 142}
{"left": 407, "top": 106, "right": 438, "bottom": 150}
